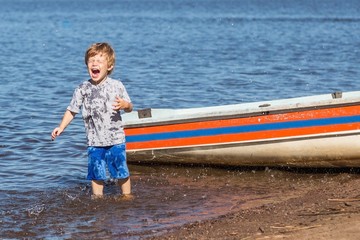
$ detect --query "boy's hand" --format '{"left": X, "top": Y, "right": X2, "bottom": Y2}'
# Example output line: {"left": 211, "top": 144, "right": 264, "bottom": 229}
{"left": 113, "top": 96, "right": 132, "bottom": 112}
{"left": 51, "top": 127, "right": 63, "bottom": 141}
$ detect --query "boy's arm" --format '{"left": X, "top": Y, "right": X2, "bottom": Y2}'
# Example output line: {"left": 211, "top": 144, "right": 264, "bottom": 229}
{"left": 113, "top": 96, "right": 133, "bottom": 113}
{"left": 123, "top": 102, "right": 133, "bottom": 113}
{"left": 51, "top": 110, "right": 77, "bottom": 140}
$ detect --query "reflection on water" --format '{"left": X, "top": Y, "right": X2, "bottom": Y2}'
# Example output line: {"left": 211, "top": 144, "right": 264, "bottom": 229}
{"left": 1, "top": 164, "right": 351, "bottom": 239}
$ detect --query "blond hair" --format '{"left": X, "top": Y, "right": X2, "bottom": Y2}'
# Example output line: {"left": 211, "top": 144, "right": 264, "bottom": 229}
{"left": 85, "top": 42, "right": 116, "bottom": 75}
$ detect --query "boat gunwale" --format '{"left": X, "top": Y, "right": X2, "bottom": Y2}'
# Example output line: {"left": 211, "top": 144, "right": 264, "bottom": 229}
{"left": 124, "top": 101, "right": 360, "bottom": 129}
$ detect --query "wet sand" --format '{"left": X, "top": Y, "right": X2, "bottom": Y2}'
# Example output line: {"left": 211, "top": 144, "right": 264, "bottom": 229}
{"left": 151, "top": 170, "right": 360, "bottom": 240}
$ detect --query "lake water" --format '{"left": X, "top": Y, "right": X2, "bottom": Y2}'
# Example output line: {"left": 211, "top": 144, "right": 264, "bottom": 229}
{"left": 1, "top": 0, "right": 360, "bottom": 238}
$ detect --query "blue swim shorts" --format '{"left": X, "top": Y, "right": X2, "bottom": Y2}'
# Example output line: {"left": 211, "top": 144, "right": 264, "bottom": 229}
{"left": 87, "top": 143, "right": 130, "bottom": 181}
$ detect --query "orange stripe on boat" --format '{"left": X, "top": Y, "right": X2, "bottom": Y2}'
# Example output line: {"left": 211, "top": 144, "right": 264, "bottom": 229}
{"left": 126, "top": 122, "right": 360, "bottom": 150}
{"left": 125, "top": 105, "right": 360, "bottom": 136}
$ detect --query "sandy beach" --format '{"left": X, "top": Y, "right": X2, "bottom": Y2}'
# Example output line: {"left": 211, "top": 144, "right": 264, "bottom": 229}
{"left": 152, "top": 171, "right": 360, "bottom": 240}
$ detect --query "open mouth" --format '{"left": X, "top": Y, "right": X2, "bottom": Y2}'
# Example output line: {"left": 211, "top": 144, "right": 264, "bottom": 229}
{"left": 91, "top": 68, "right": 100, "bottom": 74}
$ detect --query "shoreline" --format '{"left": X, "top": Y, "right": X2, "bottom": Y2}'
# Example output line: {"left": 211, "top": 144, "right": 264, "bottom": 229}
{"left": 150, "top": 173, "right": 360, "bottom": 239}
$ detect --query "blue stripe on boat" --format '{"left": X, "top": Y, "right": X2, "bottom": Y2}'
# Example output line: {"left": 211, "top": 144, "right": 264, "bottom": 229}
{"left": 126, "top": 115, "right": 360, "bottom": 143}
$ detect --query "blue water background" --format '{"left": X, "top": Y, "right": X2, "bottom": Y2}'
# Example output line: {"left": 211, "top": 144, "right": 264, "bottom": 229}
{"left": 1, "top": 0, "right": 360, "bottom": 238}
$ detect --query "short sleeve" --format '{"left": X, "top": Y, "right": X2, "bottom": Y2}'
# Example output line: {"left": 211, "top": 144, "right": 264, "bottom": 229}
{"left": 67, "top": 85, "right": 84, "bottom": 113}
{"left": 119, "top": 81, "right": 131, "bottom": 103}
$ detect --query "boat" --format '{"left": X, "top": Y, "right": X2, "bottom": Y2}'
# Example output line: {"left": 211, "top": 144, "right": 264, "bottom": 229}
{"left": 123, "top": 91, "right": 360, "bottom": 168}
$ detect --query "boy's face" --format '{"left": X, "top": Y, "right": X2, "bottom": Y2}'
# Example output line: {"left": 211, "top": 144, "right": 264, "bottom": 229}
{"left": 87, "top": 53, "right": 114, "bottom": 83}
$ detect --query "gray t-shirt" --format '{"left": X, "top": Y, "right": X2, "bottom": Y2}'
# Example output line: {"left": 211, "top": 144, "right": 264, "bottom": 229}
{"left": 67, "top": 77, "right": 131, "bottom": 147}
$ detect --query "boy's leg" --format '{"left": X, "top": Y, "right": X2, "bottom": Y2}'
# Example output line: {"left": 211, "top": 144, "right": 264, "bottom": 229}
{"left": 87, "top": 147, "right": 107, "bottom": 197}
{"left": 92, "top": 180, "right": 104, "bottom": 196}
{"left": 107, "top": 144, "right": 131, "bottom": 195}
{"left": 118, "top": 177, "right": 131, "bottom": 195}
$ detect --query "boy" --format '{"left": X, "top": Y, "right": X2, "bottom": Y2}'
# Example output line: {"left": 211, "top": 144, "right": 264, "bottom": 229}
{"left": 51, "top": 42, "right": 133, "bottom": 198}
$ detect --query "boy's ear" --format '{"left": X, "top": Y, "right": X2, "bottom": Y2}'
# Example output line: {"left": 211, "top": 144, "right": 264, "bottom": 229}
{"left": 108, "top": 65, "right": 114, "bottom": 71}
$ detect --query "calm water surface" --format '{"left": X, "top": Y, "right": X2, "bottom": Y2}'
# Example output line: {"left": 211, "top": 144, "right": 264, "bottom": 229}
{"left": 1, "top": 0, "right": 360, "bottom": 238}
